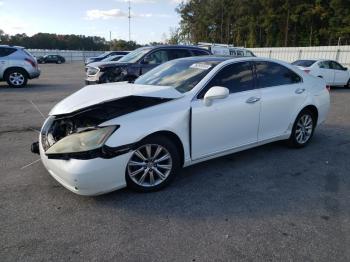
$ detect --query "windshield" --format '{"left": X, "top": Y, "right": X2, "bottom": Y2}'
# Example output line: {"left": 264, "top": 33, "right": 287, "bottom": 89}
{"left": 96, "top": 52, "right": 111, "bottom": 59}
{"left": 118, "top": 47, "right": 152, "bottom": 63}
{"left": 292, "top": 60, "right": 316, "bottom": 67}
{"left": 135, "top": 59, "right": 219, "bottom": 93}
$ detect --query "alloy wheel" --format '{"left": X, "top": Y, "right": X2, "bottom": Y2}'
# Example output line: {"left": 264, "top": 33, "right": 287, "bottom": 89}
{"left": 9, "top": 72, "right": 25, "bottom": 86}
{"left": 295, "top": 114, "right": 313, "bottom": 144}
{"left": 127, "top": 144, "right": 173, "bottom": 187}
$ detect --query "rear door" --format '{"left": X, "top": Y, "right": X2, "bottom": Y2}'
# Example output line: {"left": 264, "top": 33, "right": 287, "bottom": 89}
{"left": 317, "top": 61, "right": 335, "bottom": 85}
{"left": 255, "top": 61, "right": 306, "bottom": 141}
{"left": 191, "top": 61, "right": 260, "bottom": 159}
{"left": 0, "top": 47, "right": 13, "bottom": 79}
{"left": 330, "top": 61, "right": 349, "bottom": 86}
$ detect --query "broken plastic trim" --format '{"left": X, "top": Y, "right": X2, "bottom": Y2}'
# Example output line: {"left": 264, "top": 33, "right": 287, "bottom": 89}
{"left": 41, "top": 95, "right": 173, "bottom": 159}
{"left": 46, "top": 143, "right": 137, "bottom": 160}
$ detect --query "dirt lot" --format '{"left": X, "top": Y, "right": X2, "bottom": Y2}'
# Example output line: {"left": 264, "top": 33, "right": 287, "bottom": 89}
{"left": 1, "top": 63, "right": 350, "bottom": 262}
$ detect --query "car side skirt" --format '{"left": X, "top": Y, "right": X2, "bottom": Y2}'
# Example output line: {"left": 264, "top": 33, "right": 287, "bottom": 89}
{"left": 184, "top": 134, "right": 290, "bottom": 167}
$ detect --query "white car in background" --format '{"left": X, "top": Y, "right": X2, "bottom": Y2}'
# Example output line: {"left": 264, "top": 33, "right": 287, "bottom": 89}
{"left": 292, "top": 59, "right": 350, "bottom": 88}
{"left": 32, "top": 56, "right": 330, "bottom": 196}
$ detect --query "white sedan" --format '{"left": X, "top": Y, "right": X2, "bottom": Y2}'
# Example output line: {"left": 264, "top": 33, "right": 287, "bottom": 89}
{"left": 32, "top": 56, "right": 330, "bottom": 195}
{"left": 292, "top": 59, "right": 350, "bottom": 88}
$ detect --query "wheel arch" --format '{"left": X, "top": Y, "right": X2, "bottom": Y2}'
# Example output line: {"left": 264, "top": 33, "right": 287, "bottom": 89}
{"left": 4, "top": 66, "right": 29, "bottom": 78}
{"left": 140, "top": 130, "right": 185, "bottom": 167}
{"left": 298, "top": 104, "right": 319, "bottom": 125}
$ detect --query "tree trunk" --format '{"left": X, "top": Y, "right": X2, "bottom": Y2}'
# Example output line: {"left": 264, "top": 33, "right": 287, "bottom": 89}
{"left": 284, "top": 8, "right": 290, "bottom": 47}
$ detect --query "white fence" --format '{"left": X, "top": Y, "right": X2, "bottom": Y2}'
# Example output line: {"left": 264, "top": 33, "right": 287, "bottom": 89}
{"left": 28, "top": 46, "right": 350, "bottom": 65}
{"left": 250, "top": 46, "right": 350, "bottom": 66}
{"left": 28, "top": 49, "right": 105, "bottom": 62}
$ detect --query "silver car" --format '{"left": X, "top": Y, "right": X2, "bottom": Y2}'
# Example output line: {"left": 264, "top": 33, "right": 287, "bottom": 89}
{"left": 0, "top": 45, "right": 40, "bottom": 87}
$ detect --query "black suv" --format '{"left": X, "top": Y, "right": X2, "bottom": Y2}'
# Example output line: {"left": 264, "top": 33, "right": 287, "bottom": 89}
{"left": 85, "top": 45, "right": 211, "bottom": 85}
{"left": 37, "top": 55, "right": 65, "bottom": 64}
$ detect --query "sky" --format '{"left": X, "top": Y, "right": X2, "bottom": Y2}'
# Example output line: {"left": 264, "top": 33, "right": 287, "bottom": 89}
{"left": 0, "top": 0, "right": 186, "bottom": 44}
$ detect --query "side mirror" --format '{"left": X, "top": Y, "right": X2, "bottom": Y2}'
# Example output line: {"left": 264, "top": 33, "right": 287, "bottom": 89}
{"left": 343, "top": 67, "right": 348, "bottom": 71}
{"left": 203, "top": 86, "right": 229, "bottom": 106}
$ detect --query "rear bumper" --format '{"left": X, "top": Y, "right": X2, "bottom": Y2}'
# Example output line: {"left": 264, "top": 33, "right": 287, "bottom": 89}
{"left": 29, "top": 68, "right": 41, "bottom": 79}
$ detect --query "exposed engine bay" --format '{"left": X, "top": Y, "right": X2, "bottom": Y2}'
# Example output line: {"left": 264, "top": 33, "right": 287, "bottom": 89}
{"left": 39, "top": 95, "right": 172, "bottom": 157}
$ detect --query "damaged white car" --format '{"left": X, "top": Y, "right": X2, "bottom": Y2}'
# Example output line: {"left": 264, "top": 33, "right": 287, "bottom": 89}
{"left": 31, "top": 56, "right": 330, "bottom": 195}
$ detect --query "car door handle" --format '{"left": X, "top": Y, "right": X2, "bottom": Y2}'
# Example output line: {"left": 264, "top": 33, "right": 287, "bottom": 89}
{"left": 295, "top": 88, "right": 306, "bottom": 94}
{"left": 246, "top": 97, "right": 261, "bottom": 104}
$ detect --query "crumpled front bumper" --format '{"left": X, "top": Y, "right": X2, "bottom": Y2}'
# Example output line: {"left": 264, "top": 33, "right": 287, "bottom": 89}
{"left": 39, "top": 139, "right": 132, "bottom": 196}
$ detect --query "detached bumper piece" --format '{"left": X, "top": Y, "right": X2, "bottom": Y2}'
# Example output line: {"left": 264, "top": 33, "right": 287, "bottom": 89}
{"left": 31, "top": 142, "right": 40, "bottom": 154}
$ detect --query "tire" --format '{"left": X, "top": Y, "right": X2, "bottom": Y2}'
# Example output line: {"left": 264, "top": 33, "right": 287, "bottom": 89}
{"left": 287, "top": 109, "right": 316, "bottom": 148}
{"left": 125, "top": 135, "right": 180, "bottom": 192}
{"left": 5, "top": 69, "right": 28, "bottom": 88}
{"left": 57, "top": 60, "right": 62, "bottom": 64}
{"left": 346, "top": 79, "right": 350, "bottom": 88}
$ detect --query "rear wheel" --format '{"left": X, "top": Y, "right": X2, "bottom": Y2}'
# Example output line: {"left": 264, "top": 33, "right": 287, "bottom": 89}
{"left": 125, "top": 136, "right": 180, "bottom": 192}
{"left": 57, "top": 60, "right": 62, "bottom": 64}
{"left": 287, "top": 109, "right": 316, "bottom": 148}
{"left": 5, "top": 69, "right": 28, "bottom": 88}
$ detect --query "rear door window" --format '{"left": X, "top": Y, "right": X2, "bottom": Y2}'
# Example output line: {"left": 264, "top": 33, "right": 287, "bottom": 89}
{"left": 318, "top": 61, "right": 332, "bottom": 69}
{"left": 255, "top": 61, "right": 302, "bottom": 88}
{"left": 0, "top": 47, "right": 16, "bottom": 57}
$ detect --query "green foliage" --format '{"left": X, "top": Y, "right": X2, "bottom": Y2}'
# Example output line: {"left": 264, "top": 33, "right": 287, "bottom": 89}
{"left": 176, "top": 0, "right": 350, "bottom": 47}
{"left": 0, "top": 32, "right": 142, "bottom": 51}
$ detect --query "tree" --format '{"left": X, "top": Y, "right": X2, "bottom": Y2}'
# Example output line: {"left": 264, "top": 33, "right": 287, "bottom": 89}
{"left": 175, "top": 0, "right": 350, "bottom": 47}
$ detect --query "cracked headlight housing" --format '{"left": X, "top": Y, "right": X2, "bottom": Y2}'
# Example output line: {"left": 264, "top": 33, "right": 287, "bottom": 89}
{"left": 46, "top": 126, "right": 117, "bottom": 155}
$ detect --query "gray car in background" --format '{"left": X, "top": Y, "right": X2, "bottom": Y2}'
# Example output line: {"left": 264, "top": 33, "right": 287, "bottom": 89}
{"left": 0, "top": 45, "right": 40, "bottom": 88}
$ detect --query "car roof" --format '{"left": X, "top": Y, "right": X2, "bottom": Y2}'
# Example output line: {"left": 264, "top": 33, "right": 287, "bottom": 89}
{"left": 0, "top": 45, "right": 22, "bottom": 49}
{"left": 174, "top": 56, "right": 233, "bottom": 63}
{"left": 147, "top": 45, "right": 210, "bottom": 51}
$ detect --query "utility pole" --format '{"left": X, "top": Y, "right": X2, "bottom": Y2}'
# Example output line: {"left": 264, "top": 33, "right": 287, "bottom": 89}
{"left": 128, "top": 0, "right": 131, "bottom": 42}
{"left": 109, "top": 31, "right": 112, "bottom": 50}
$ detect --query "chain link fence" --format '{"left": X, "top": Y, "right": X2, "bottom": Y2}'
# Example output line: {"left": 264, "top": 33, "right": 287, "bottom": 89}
{"left": 28, "top": 49, "right": 105, "bottom": 63}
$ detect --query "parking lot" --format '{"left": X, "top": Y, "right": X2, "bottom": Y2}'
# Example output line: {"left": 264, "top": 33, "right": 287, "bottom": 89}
{"left": 1, "top": 62, "right": 350, "bottom": 261}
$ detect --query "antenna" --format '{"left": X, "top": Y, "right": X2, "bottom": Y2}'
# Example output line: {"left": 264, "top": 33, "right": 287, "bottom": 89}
{"left": 128, "top": 0, "right": 131, "bottom": 41}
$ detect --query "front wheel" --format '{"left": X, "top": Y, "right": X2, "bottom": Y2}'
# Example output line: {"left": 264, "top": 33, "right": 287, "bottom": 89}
{"left": 125, "top": 136, "right": 180, "bottom": 192}
{"left": 346, "top": 79, "right": 350, "bottom": 88}
{"left": 287, "top": 109, "right": 316, "bottom": 148}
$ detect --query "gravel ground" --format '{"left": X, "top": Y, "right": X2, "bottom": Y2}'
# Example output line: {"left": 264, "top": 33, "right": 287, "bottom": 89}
{"left": 1, "top": 62, "right": 350, "bottom": 262}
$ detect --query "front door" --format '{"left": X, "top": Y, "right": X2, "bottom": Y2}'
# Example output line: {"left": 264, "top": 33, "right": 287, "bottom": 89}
{"left": 191, "top": 61, "right": 260, "bottom": 160}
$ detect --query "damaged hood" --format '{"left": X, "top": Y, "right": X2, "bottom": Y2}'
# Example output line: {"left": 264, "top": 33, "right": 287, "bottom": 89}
{"left": 49, "top": 83, "right": 183, "bottom": 115}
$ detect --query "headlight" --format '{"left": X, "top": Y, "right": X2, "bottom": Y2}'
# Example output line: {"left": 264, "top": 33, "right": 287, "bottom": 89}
{"left": 86, "top": 66, "right": 99, "bottom": 76}
{"left": 46, "top": 126, "right": 117, "bottom": 155}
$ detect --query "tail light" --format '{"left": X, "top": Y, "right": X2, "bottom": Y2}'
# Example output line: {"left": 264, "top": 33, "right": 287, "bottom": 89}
{"left": 326, "top": 85, "right": 331, "bottom": 92}
{"left": 303, "top": 69, "right": 310, "bottom": 74}
{"left": 25, "top": 58, "right": 36, "bottom": 68}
